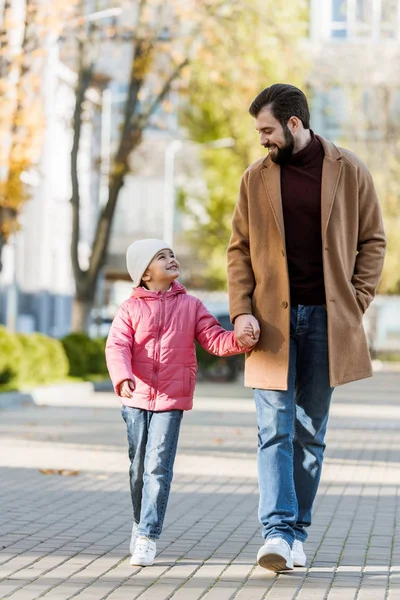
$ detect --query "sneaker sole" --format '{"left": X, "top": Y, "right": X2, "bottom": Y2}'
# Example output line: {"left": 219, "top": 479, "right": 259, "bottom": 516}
{"left": 257, "top": 552, "right": 293, "bottom": 572}
{"left": 293, "top": 557, "right": 306, "bottom": 567}
{"left": 130, "top": 559, "right": 154, "bottom": 567}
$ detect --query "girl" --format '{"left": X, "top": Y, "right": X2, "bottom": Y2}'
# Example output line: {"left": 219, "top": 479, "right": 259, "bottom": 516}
{"left": 106, "top": 238, "right": 257, "bottom": 567}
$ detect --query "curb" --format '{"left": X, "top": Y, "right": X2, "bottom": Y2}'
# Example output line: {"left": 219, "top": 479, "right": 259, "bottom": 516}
{"left": 0, "top": 379, "right": 113, "bottom": 410}
{"left": 0, "top": 391, "right": 35, "bottom": 410}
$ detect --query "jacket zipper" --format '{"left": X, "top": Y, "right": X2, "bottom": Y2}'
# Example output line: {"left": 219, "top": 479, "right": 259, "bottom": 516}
{"left": 151, "top": 293, "right": 165, "bottom": 400}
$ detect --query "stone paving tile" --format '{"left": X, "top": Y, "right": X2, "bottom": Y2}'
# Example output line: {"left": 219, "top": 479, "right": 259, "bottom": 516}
{"left": 1, "top": 374, "right": 400, "bottom": 599}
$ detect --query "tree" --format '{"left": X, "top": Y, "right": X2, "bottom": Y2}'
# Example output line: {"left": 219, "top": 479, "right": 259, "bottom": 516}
{"left": 69, "top": 0, "right": 259, "bottom": 330}
{"left": 0, "top": 0, "right": 41, "bottom": 271}
{"left": 376, "top": 149, "right": 400, "bottom": 294}
{"left": 0, "top": 1, "right": 69, "bottom": 272}
{"left": 309, "top": 47, "right": 400, "bottom": 294}
{"left": 179, "top": 0, "right": 309, "bottom": 288}
{"left": 352, "top": 87, "right": 400, "bottom": 295}
{"left": 298, "top": 24, "right": 400, "bottom": 358}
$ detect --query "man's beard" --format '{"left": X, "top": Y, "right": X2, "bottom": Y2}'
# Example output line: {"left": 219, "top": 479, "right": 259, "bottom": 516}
{"left": 268, "top": 124, "right": 294, "bottom": 165}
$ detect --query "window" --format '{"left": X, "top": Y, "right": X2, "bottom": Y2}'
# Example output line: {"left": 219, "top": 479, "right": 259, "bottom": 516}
{"left": 331, "top": 0, "right": 348, "bottom": 38}
{"left": 330, "top": 0, "right": 400, "bottom": 40}
{"left": 381, "top": 0, "right": 399, "bottom": 38}
{"left": 320, "top": 87, "right": 348, "bottom": 135}
{"left": 354, "top": 0, "right": 373, "bottom": 37}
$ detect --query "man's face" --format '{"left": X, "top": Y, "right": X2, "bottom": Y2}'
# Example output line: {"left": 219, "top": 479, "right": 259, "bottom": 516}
{"left": 254, "top": 108, "right": 294, "bottom": 165}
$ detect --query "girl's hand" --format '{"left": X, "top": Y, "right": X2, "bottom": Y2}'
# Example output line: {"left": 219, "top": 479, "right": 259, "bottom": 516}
{"left": 119, "top": 379, "right": 136, "bottom": 398}
{"left": 239, "top": 324, "right": 260, "bottom": 347}
{"left": 234, "top": 314, "right": 260, "bottom": 347}
{"left": 243, "top": 325, "right": 259, "bottom": 341}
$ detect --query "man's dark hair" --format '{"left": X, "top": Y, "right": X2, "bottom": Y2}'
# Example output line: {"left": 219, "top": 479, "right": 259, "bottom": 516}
{"left": 249, "top": 84, "right": 310, "bottom": 129}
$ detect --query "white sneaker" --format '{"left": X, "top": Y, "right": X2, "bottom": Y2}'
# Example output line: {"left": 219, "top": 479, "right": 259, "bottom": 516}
{"left": 130, "top": 536, "right": 156, "bottom": 567}
{"left": 257, "top": 537, "right": 293, "bottom": 572}
{"left": 292, "top": 539, "right": 307, "bottom": 567}
{"left": 129, "top": 522, "right": 138, "bottom": 555}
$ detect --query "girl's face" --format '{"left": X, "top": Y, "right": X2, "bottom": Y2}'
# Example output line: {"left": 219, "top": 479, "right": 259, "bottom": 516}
{"left": 142, "top": 248, "right": 180, "bottom": 290}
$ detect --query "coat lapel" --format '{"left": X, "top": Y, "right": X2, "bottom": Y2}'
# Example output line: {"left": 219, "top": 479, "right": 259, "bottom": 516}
{"left": 261, "top": 162, "right": 285, "bottom": 242}
{"left": 260, "top": 138, "right": 343, "bottom": 244}
{"left": 321, "top": 156, "right": 343, "bottom": 240}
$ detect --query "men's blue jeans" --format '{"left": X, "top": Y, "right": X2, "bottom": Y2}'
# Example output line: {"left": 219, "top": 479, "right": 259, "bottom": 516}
{"left": 254, "top": 305, "right": 334, "bottom": 546}
{"left": 121, "top": 406, "right": 183, "bottom": 540}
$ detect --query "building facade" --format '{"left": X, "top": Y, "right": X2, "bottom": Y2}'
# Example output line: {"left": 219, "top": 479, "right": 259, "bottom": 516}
{"left": 309, "top": 0, "right": 400, "bottom": 143}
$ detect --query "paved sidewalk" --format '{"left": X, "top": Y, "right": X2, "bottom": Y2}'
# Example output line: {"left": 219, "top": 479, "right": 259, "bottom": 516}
{"left": 1, "top": 374, "right": 400, "bottom": 599}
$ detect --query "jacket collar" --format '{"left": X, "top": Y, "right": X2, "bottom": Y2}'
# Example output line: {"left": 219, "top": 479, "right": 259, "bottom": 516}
{"left": 261, "top": 134, "right": 342, "bottom": 168}
{"left": 130, "top": 280, "right": 186, "bottom": 300}
{"left": 260, "top": 133, "right": 343, "bottom": 242}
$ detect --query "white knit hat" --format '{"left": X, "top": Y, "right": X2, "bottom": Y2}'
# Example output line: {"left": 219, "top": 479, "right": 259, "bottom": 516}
{"left": 126, "top": 239, "right": 173, "bottom": 287}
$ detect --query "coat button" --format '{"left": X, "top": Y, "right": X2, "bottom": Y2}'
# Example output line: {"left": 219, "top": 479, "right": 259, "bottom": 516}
{"left": 281, "top": 301, "right": 289, "bottom": 309}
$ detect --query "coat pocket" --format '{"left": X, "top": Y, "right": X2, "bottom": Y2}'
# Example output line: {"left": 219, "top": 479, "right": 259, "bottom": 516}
{"left": 349, "top": 282, "right": 364, "bottom": 317}
{"left": 183, "top": 365, "right": 196, "bottom": 396}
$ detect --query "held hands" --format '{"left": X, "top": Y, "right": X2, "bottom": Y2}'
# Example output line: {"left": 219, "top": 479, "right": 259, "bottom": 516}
{"left": 119, "top": 379, "right": 136, "bottom": 398}
{"left": 234, "top": 314, "right": 260, "bottom": 348}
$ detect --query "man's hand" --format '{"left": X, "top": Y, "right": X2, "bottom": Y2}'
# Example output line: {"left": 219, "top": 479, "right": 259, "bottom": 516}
{"left": 119, "top": 379, "right": 136, "bottom": 398}
{"left": 234, "top": 314, "right": 260, "bottom": 347}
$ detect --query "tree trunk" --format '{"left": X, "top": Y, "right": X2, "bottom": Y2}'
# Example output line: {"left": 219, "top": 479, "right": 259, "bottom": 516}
{"left": 71, "top": 296, "right": 93, "bottom": 333}
{"left": 68, "top": 5, "right": 189, "bottom": 335}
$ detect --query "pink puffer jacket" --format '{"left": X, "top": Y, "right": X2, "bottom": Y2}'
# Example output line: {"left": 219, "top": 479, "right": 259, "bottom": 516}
{"left": 105, "top": 281, "right": 250, "bottom": 411}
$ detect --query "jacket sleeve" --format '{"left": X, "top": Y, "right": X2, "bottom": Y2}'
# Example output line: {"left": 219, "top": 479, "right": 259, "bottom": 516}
{"left": 105, "top": 303, "right": 135, "bottom": 395}
{"left": 352, "top": 163, "right": 386, "bottom": 313}
{"left": 195, "top": 301, "right": 254, "bottom": 356}
{"left": 227, "top": 169, "right": 256, "bottom": 322}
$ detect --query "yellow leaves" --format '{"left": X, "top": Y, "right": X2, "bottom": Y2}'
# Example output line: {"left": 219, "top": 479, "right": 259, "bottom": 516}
{"left": 0, "top": 216, "right": 21, "bottom": 240}
{"left": 111, "top": 161, "right": 126, "bottom": 178}
{"left": 0, "top": 159, "right": 28, "bottom": 239}
{"left": 133, "top": 46, "right": 154, "bottom": 78}
{"left": 0, "top": 1, "right": 47, "bottom": 220}
{"left": 169, "top": 48, "right": 186, "bottom": 65}
{"left": 179, "top": 0, "right": 311, "bottom": 288}
{"left": 161, "top": 99, "right": 173, "bottom": 113}
{"left": 39, "top": 469, "right": 80, "bottom": 476}
{"left": 180, "top": 63, "right": 191, "bottom": 81}
{"left": 208, "top": 70, "right": 224, "bottom": 84}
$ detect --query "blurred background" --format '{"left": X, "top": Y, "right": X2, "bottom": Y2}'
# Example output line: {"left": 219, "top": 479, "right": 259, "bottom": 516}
{"left": 0, "top": 0, "right": 399, "bottom": 389}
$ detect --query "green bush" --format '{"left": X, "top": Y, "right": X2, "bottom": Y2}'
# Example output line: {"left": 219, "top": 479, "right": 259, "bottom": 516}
{"left": 196, "top": 342, "right": 219, "bottom": 370}
{"left": 46, "top": 336, "right": 70, "bottom": 380}
{"left": 61, "top": 333, "right": 91, "bottom": 376}
{"left": 88, "top": 337, "right": 108, "bottom": 375}
{"left": 18, "top": 333, "right": 46, "bottom": 383}
{"left": 61, "top": 333, "right": 108, "bottom": 377}
{"left": 0, "top": 326, "right": 23, "bottom": 384}
{"left": 196, "top": 342, "right": 244, "bottom": 382}
{"left": 18, "top": 333, "right": 69, "bottom": 384}
{"left": 374, "top": 350, "right": 400, "bottom": 362}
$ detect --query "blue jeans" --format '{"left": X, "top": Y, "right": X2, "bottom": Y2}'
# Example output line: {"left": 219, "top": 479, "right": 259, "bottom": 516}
{"left": 121, "top": 405, "right": 183, "bottom": 540}
{"left": 254, "top": 305, "right": 334, "bottom": 546}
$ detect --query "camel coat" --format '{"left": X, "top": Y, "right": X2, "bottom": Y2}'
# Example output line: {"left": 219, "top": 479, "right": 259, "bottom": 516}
{"left": 227, "top": 135, "right": 386, "bottom": 389}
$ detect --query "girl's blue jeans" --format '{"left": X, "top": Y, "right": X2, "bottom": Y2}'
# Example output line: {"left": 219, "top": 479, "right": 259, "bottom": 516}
{"left": 121, "top": 405, "right": 183, "bottom": 540}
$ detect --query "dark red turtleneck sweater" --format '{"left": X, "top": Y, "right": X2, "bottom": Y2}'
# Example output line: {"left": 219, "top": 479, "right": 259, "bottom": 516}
{"left": 281, "top": 130, "right": 326, "bottom": 306}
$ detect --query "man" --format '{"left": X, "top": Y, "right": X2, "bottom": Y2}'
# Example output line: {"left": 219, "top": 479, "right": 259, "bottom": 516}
{"left": 227, "top": 84, "right": 386, "bottom": 572}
